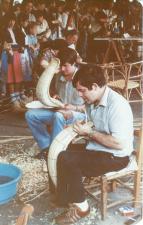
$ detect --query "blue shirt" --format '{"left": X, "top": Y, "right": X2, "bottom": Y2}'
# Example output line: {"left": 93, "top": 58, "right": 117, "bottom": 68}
{"left": 26, "top": 35, "right": 37, "bottom": 46}
{"left": 26, "top": 35, "right": 39, "bottom": 59}
{"left": 86, "top": 86, "right": 134, "bottom": 157}
{"left": 55, "top": 71, "right": 84, "bottom": 106}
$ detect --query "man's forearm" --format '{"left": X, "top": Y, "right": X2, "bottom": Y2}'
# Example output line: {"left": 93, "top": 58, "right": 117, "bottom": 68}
{"left": 75, "top": 105, "right": 85, "bottom": 113}
{"left": 64, "top": 104, "right": 85, "bottom": 112}
{"left": 88, "top": 130, "right": 123, "bottom": 150}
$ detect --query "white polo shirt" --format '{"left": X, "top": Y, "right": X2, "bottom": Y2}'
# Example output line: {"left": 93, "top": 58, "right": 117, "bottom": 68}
{"left": 86, "top": 86, "right": 134, "bottom": 157}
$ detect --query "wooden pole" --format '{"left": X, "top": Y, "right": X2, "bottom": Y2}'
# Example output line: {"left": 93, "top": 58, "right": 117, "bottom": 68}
{"left": 16, "top": 204, "right": 34, "bottom": 225}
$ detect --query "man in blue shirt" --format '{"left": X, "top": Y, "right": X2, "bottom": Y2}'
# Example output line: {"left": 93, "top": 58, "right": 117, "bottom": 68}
{"left": 54, "top": 65, "right": 134, "bottom": 225}
{"left": 25, "top": 48, "right": 85, "bottom": 159}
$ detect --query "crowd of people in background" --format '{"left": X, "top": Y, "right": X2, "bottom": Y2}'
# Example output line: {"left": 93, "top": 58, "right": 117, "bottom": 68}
{"left": 0, "top": 0, "right": 142, "bottom": 110}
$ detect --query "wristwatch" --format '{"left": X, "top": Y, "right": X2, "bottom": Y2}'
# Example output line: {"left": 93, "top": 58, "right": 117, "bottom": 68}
{"left": 88, "top": 130, "right": 95, "bottom": 139}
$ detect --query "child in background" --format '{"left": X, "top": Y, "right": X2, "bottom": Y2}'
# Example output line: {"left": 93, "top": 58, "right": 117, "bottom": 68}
{"left": 26, "top": 22, "right": 40, "bottom": 61}
{"left": 64, "top": 29, "right": 82, "bottom": 63}
{"left": 35, "top": 10, "right": 51, "bottom": 43}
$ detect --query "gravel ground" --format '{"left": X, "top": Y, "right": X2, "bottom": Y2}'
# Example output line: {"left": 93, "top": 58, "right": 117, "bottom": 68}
{"left": 0, "top": 139, "right": 142, "bottom": 225}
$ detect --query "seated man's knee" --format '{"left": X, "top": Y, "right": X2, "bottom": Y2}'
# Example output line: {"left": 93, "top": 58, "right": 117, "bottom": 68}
{"left": 25, "top": 110, "right": 37, "bottom": 122}
{"left": 57, "top": 151, "right": 76, "bottom": 169}
{"left": 54, "top": 112, "right": 64, "bottom": 121}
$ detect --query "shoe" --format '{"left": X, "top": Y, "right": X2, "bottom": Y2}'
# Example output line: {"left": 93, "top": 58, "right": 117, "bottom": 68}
{"left": 55, "top": 205, "right": 90, "bottom": 224}
{"left": 12, "top": 100, "right": 27, "bottom": 112}
{"left": 34, "top": 150, "right": 48, "bottom": 160}
{"left": 20, "top": 96, "right": 33, "bottom": 106}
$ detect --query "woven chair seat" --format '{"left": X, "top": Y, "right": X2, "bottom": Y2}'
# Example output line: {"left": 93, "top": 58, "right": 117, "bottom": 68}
{"left": 108, "top": 79, "right": 139, "bottom": 90}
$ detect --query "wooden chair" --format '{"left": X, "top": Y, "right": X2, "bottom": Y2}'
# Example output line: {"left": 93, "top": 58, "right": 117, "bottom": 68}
{"left": 84, "top": 127, "right": 143, "bottom": 220}
{"left": 99, "top": 62, "right": 126, "bottom": 83}
{"left": 108, "top": 61, "right": 143, "bottom": 102}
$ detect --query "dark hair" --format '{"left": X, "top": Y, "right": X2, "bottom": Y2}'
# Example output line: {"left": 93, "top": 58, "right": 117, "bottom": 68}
{"left": 35, "top": 10, "right": 44, "bottom": 19}
{"left": 58, "top": 47, "right": 77, "bottom": 65}
{"left": 4, "top": 13, "right": 16, "bottom": 27}
{"left": 7, "top": 13, "right": 16, "bottom": 21}
{"left": 73, "top": 65, "right": 106, "bottom": 89}
{"left": 52, "top": 39, "right": 68, "bottom": 51}
{"left": 18, "top": 13, "right": 29, "bottom": 22}
{"left": 23, "top": 0, "right": 33, "bottom": 5}
{"left": 40, "top": 39, "right": 68, "bottom": 52}
{"left": 2, "top": 0, "right": 11, "bottom": 3}
{"left": 57, "top": 1, "right": 65, "bottom": 7}
{"left": 64, "top": 29, "right": 79, "bottom": 38}
{"left": 13, "top": 3, "right": 21, "bottom": 10}
{"left": 37, "top": 0, "right": 45, "bottom": 5}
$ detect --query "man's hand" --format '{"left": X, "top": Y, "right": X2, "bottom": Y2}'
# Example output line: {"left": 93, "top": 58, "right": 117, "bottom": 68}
{"left": 64, "top": 104, "right": 76, "bottom": 111}
{"left": 52, "top": 94, "right": 61, "bottom": 100}
{"left": 73, "top": 121, "right": 93, "bottom": 136}
{"left": 57, "top": 110, "right": 73, "bottom": 120}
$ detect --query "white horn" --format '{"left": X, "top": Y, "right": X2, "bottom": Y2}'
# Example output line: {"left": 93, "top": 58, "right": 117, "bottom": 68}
{"left": 36, "top": 58, "right": 64, "bottom": 108}
{"left": 26, "top": 58, "right": 65, "bottom": 109}
{"left": 48, "top": 121, "right": 93, "bottom": 187}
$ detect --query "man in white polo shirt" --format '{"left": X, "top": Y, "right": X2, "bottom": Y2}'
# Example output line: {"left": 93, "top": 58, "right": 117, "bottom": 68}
{"left": 54, "top": 65, "right": 134, "bottom": 225}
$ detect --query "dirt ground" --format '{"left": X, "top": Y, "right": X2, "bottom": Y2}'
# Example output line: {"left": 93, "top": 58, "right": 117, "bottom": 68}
{"left": 0, "top": 102, "right": 142, "bottom": 225}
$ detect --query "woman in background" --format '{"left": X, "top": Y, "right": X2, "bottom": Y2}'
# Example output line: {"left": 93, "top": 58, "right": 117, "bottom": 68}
{"left": 16, "top": 13, "right": 33, "bottom": 104}
{"left": 1, "top": 13, "right": 25, "bottom": 112}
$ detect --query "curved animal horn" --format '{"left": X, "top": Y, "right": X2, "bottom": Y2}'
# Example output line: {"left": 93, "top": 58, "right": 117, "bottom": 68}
{"left": 36, "top": 58, "right": 64, "bottom": 108}
{"left": 48, "top": 121, "right": 93, "bottom": 187}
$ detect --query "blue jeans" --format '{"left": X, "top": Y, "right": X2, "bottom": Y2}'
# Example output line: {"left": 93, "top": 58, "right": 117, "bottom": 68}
{"left": 25, "top": 109, "right": 85, "bottom": 151}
